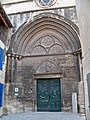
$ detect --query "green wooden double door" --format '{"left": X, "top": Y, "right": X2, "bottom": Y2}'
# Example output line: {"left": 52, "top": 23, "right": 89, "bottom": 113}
{"left": 37, "top": 78, "right": 61, "bottom": 112}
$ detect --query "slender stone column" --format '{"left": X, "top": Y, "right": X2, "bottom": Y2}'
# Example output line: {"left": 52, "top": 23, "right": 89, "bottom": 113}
{"left": 78, "top": 53, "right": 83, "bottom": 81}
{"left": 13, "top": 56, "right": 18, "bottom": 84}
{"left": 77, "top": 53, "right": 85, "bottom": 114}
{"left": 5, "top": 54, "right": 11, "bottom": 83}
{"left": 10, "top": 54, "right": 16, "bottom": 84}
{"left": 4, "top": 54, "right": 11, "bottom": 115}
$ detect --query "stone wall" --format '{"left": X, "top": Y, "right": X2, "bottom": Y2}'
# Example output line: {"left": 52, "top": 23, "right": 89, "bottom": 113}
{"left": 0, "top": 26, "right": 7, "bottom": 45}
{"left": 4, "top": 6, "right": 82, "bottom": 114}
{"left": 8, "top": 7, "right": 77, "bottom": 33}
{"left": 75, "top": 0, "right": 90, "bottom": 116}
{"left": 5, "top": 54, "right": 80, "bottom": 113}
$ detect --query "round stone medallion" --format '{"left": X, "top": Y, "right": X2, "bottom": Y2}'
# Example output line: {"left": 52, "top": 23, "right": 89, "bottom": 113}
{"left": 35, "top": 0, "right": 56, "bottom": 7}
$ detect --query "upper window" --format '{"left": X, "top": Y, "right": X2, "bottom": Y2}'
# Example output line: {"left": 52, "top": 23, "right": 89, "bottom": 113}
{"left": 36, "top": 0, "right": 56, "bottom": 7}
{"left": 43, "top": 0, "right": 50, "bottom": 3}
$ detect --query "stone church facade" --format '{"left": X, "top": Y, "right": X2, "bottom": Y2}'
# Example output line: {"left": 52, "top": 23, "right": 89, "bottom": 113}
{"left": 2, "top": 0, "right": 85, "bottom": 114}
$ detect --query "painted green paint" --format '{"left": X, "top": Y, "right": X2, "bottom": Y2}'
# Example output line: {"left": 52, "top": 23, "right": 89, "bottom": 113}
{"left": 37, "top": 78, "right": 61, "bottom": 111}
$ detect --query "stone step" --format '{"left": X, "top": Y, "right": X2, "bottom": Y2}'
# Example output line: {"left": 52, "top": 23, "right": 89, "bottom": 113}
{"left": 1, "top": 112, "right": 84, "bottom": 120}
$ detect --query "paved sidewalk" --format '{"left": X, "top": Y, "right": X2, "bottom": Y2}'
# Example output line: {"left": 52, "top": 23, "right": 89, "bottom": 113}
{"left": 1, "top": 112, "right": 84, "bottom": 120}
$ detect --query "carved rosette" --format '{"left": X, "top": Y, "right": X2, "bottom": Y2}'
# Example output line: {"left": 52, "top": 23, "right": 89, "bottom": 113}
{"left": 35, "top": 0, "right": 57, "bottom": 7}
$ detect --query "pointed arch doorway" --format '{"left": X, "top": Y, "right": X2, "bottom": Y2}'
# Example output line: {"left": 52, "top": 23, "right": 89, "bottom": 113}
{"left": 34, "top": 73, "right": 62, "bottom": 112}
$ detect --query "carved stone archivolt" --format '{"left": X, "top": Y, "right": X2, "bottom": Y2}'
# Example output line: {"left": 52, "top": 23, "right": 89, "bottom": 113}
{"left": 11, "top": 13, "right": 80, "bottom": 55}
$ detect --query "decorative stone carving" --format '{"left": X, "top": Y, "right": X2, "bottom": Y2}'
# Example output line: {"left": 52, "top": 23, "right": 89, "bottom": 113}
{"left": 41, "top": 35, "right": 54, "bottom": 48}
{"left": 31, "top": 45, "right": 47, "bottom": 55}
{"left": 36, "top": 60, "right": 60, "bottom": 73}
{"left": 35, "top": 0, "right": 56, "bottom": 7}
{"left": 30, "top": 35, "right": 65, "bottom": 55}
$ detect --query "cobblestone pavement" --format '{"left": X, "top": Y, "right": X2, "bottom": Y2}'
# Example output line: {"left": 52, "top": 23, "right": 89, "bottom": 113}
{"left": 1, "top": 112, "right": 84, "bottom": 120}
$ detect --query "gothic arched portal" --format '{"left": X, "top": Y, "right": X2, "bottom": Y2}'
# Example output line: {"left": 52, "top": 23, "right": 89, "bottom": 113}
{"left": 7, "top": 13, "right": 81, "bottom": 112}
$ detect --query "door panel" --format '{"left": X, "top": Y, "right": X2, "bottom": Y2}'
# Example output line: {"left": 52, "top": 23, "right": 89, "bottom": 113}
{"left": 37, "top": 78, "right": 61, "bottom": 111}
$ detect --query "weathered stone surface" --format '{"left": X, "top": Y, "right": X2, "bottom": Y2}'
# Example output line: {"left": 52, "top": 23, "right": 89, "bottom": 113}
{"left": 5, "top": 53, "right": 80, "bottom": 113}
{"left": 5, "top": 8, "right": 82, "bottom": 114}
